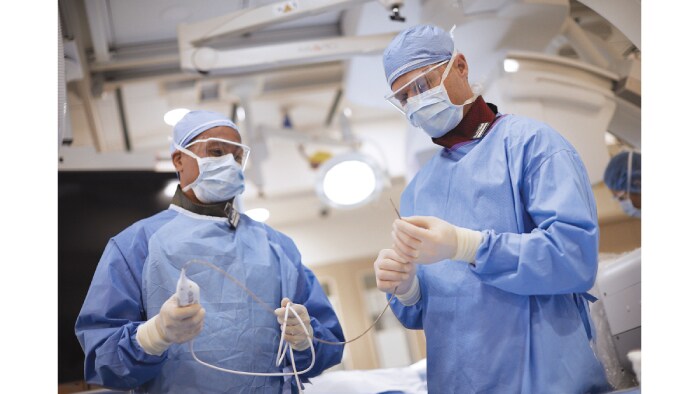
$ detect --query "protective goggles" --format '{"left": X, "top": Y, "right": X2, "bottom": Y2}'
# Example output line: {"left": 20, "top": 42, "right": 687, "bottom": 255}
{"left": 612, "top": 190, "right": 629, "bottom": 202}
{"left": 384, "top": 54, "right": 456, "bottom": 113}
{"left": 183, "top": 137, "right": 251, "bottom": 170}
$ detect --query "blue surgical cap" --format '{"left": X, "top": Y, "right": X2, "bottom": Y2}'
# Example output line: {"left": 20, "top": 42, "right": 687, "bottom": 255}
{"left": 383, "top": 25, "right": 454, "bottom": 87}
{"left": 170, "top": 110, "right": 238, "bottom": 153}
{"left": 604, "top": 151, "right": 641, "bottom": 193}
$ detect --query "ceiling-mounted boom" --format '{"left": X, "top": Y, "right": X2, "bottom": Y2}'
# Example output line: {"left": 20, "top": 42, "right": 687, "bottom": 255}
{"left": 177, "top": 0, "right": 405, "bottom": 75}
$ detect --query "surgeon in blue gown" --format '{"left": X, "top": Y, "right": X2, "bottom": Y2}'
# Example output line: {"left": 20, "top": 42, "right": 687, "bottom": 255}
{"left": 374, "top": 25, "right": 611, "bottom": 393}
{"left": 604, "top": 151, "right": 641, "bottom": 218}
{"left": 75, "top": 110, "right": 344, "bottom": 393}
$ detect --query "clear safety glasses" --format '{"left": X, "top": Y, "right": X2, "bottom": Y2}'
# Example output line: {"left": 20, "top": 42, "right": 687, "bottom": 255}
{"left": 384, "top": 54, "right": 456, "bottom": 113}
{"left": 612, "top": 190, "right": 629, "bottom": 202}
{"left": 185, "top": 137, "right": 251, "bottom": 170}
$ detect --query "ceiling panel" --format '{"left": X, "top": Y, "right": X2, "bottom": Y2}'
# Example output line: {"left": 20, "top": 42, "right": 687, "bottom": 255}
{"left": 108, "top": 0, "right": 246, "bottom": 46}
{"left": 107, "top": 0, "right": 343, "bottom": 48}
{"left": 61, "top": 0, "right": 639, "bottom": 195}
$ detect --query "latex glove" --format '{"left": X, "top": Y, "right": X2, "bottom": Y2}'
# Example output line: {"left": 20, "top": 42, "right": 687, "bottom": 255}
{"left": 392, "top": 216, "right": 483, "bottom": 264}
{"left": 374, "top": 248, "right": 416, "bottom": 296}
{"left": 136, "top": 294, "right": 206, "bottom": 356}
{"left": 275, "top": 298, "right": 313, "bottom": 351}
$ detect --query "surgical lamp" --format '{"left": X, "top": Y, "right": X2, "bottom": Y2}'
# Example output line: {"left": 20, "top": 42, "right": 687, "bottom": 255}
{"left": 263, "top": 106, "right": 387, "bottom": 210}
{"left": 315, "top": 152, "right": 386, "bottom": 210}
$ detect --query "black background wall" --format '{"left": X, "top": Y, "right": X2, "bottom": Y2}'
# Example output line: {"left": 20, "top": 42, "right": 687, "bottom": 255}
{"left": 58, "top": 171, "right": 177, "bottom": 383}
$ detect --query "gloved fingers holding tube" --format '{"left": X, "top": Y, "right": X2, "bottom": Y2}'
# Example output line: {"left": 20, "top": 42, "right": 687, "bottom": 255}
{"left": 136, "top": 294, "right": 206, "bottom": 356}
{"left": 392, "top": 216, "right": 457, "bottom": 264}
{"left": 392, "top": 216, "right": 483, "bottom": 265}
{"left": 374, "top": 248, "right": 416, "bottom": 295}
{"left": 275, "top": 298, "right": 313, "bottom": 351}
{"left": 391, "top": 224, "right": 422, "bottom": 261}
{"left": 158, "top": 294, "right": 206, "bottom": 343}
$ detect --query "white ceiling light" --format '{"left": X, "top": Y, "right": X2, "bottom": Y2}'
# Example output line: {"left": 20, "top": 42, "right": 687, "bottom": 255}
{"left": 163, "top": 180, "right": 179, "bottom": 197}
{"left": 316, "top": 152, "right": 385, "bottom": 210}
{"left": 164, "top": 108, "right": 191, "bottom": 126}
{"left": 155, "top": 160, "right": 176, "bottom": 172}
{"left": 236, "top": 106, "right": 246, "bottom": 122}
{"left": 605, "top": 132, "right": 619, "bottom": 146}
{"left": 503, "top": 58, "right": 520, "bottom": 73}
{"left": 245, "top": 208, "right": 270, "bottom": 222}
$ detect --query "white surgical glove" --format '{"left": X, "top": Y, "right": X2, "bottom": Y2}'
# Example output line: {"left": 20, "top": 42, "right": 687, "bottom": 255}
{"left": 392, "top": 216, "right": 483, "bottom": 265}
{"left": 275, "top": 298, "right": 313, "bottom": 351}
{"left": 136, "top": 294, "right": 206, "bottom": 356}
{"left": 373, "top": 248, "right": 419, "bottom": 305}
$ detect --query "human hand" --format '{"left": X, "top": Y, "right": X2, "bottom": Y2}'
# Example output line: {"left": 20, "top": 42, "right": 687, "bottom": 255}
{"left": 374, "top": 248, "right": 416, "bottom": 295}
{"left": 393, "top": 216, "right": 483, "bottom": 264}
{"left": 392, "top": 216, "right": 458, "bottom": 264}
{"left": 275, "top": 298, "right": 313, "bottom": 351}
{"left": 156, "top": 294, "right": 206, "bottom": 344}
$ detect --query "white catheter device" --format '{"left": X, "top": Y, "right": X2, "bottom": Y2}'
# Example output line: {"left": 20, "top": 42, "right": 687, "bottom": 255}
{"left": 177, "top": 268, "right": 200, "bottom": 307}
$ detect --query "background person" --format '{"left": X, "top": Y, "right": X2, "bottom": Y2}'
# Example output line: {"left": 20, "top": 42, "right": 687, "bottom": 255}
{"left": 604, "top": 151, "right": 641, "bottom": 218}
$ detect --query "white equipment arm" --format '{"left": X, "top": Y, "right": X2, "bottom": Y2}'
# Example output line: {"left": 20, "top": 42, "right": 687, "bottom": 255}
{"left": 177, "top": 0, "right": 404, "bottom": 74}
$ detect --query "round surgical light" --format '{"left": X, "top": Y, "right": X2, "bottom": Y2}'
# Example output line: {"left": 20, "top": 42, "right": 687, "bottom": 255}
{"left": 164, "top": 108, "right": 191, "bottom": 126}
{"left": 316, "top": 153, "right": 385, "bottom": 209}
{"left": 245, "top": 208, "right": 270, "bottom": 222}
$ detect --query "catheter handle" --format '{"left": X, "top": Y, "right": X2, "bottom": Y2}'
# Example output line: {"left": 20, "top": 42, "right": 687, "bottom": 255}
{"left": 176, "top": 270, "right": 200, "bottom": 307}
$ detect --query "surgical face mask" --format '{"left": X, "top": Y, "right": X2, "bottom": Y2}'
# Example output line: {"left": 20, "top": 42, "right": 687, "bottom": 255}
{"left": 388, "top": 54, "right": 479, "bottom": 138}
{"left": 406, "top": 84, "right": 478, "bottom": 138}
{"left": 175, "top": 143, "right": 246, "bottom": 204}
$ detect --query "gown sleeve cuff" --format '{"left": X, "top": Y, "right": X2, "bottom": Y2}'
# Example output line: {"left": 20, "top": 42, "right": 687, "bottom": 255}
{"left": 452, "top": 227, "right": 484, "bottom": 264}
{"left": 396, "top": 276, "right": 421, "bottom": 306}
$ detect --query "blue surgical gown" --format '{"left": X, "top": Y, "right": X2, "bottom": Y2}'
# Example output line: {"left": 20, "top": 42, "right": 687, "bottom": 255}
{"left": 391, "top": 114, "right": 610, "bottom": 393}
{"left": 75, "top": 205, "right": 344, "bottom": 393}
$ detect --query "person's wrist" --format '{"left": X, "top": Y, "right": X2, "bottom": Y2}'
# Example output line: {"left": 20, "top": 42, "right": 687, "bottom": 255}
{"left": 136, "top": 314, "right": 172, "bottom": 356}
{"left": 291, "top": 336, "right": 312, "bottom": 351}
{"left": 154, "top": 314, "right": 172, "bottom": 342}
{"left": 396, "top": 276, "right": 421, "bottom": 306}
{"left": 452, "top": 227, "right": 483, "bottom": 263}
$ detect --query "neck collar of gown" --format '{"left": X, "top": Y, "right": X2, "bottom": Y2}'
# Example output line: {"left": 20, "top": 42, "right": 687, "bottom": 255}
{"left": 432, "top": 95, "right": 498, "bottom": 149}
{"left": 171, "top": 185, "right": 238, "bottom": 224}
